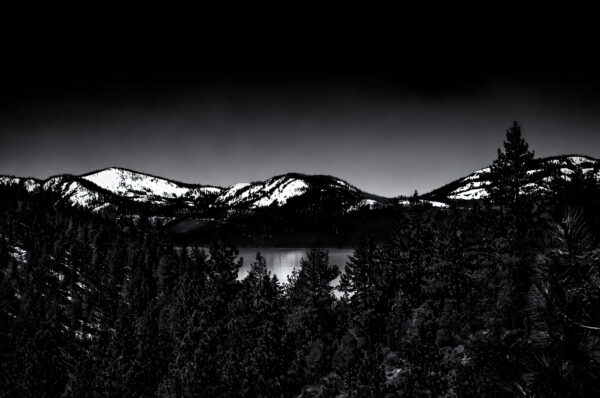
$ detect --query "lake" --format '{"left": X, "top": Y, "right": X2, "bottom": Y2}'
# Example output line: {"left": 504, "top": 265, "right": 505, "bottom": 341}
{"left": 236, "top": 248, "right": 354, "bottom": 287}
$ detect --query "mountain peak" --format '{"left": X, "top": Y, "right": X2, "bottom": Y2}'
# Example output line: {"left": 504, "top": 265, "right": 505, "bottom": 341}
{"left": 80, "top": 168, "right": 222, "bottom": 204}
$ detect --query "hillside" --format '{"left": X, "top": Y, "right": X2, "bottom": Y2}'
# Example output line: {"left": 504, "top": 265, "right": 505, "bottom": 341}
{"left": 423, "top": 155, "right": 600, "bottom": 202}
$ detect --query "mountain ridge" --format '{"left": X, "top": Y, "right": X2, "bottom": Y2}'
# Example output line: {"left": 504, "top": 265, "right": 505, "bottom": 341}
{"left": 2, "top": 154, "right": 599, "bottom": 214}
{"left": 0, "top": 168, "right": 394, "bottom": 215}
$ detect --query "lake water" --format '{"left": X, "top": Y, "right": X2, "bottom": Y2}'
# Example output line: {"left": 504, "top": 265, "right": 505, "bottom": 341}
{"left": 236, "top": 248, "right": 354, "bottom": 286}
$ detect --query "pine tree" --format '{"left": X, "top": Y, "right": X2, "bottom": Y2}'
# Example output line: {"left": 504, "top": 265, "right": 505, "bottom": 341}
{"left": 215, "top": 253, "right": 287, "bottom": 397}
{"left": 340, "top": 236, "right": 382, "bottom": 311}
{"left": 489, "top": 121, "right": 535, "bottom": 216}
{"left": 285, "top": 246, "right": 340, "bottom": 393}
{"left": 525, "top": 209, "right": 600, "bottom": 396}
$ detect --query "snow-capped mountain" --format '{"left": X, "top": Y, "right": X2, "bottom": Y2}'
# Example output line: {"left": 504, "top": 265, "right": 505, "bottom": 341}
{"left": 213, "top": 173, "right": 366, "bottom": 209}
{"left": 0, "top": 168, "right": 224, "bottom": 213}
{"left": 80, "top": 168, "right": 222, "bottom": 205}
{"left": 0, "top": 168, "right": 387, "bottom": 214}
{"left": 2, "top": 155, "right": 598, "bottom": 216}
{"left": 424, "top": 155, "right": 600, "bottom": 202}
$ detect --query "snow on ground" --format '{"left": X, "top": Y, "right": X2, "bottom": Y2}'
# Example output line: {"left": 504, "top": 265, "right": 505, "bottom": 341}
{"left": 64, "top": 181, "right": 101, "bottom": 208}
{"left": 83, "top": 168, "right": 192, "bottom": 198}
{"left": 332, "top": 178, "right": 359, "bottom": 192}
{"left": 0, "top": 177, "right": 39, "bottom": 191}
{"left": 0, "top": 176, "right": 21, "bottom": 185}
{"left": 521, "top": 182, "right": 549, "bottom": 193}
{"left": 449, "top": 179, "right": 490, "bottom": 200}
{"left": 560, "top": 168, "right": 575, "bottom": 175}
{"left": 397, "top": 199, "right": 450, "bottom": 208}
{"left": 359, "top": 199, "right": 379, "bottom": 208}
{"left": 91, "top": 203, "right": 111, "bottom": 212}
{"left": 42, "top": 177, "right": 109, "bottom": 211}
{"left": 568, "top": 155, "right": 591, "bottom": 166}
{"left": 191, "top": 186, "right": 222, "bottom": 196}
{"left": 463, "top": 167, "right": 490, "bottom": 181}
{"left": 347, "top": 199, "right": 381, "bottom": 212}
{"left": 82, "top": 168, "right": 222, "bottom": 202}
{"left": 42, "top": 176, "right": 66, "bottom": 191}
{"left": 217, "top": 183, "right": 252, "bottom": 205}
{"left": 252, "top": 178, "right": 309, "bottom": 207}
{"left": 428, "top": 200, "right": 450, "bottom": 208}
{"left": 449, "top": 187, "right": 489, "bottom": 200}
{"left": 24, "top": 179, "right": 39, "bottom": 192}
{"left": 217, "top": 177, "right": 309, "bottom": 208}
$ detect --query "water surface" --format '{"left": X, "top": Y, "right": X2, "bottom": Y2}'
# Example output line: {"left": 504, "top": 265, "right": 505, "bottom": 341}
{"left": 236, "top": 248, "right": 354, "bottom": 284}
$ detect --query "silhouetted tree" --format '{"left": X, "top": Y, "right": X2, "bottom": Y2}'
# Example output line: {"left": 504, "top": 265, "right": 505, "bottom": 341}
{"left": 489, "top": 121, "right": 535, "bottom": 211}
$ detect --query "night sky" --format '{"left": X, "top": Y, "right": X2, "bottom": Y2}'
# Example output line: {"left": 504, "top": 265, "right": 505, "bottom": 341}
{"left": 1, "top": 5, "right": 600, "bottom": 197}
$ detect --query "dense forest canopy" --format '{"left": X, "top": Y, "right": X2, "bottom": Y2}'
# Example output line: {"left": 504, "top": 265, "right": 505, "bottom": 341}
{"left": 2, "top": 123, "right": 600, "bottom": 397}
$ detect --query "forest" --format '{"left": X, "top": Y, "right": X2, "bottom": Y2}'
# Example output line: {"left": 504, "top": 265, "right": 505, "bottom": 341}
{"left": 2, "top": 123, "right": 600, "bottom": 397}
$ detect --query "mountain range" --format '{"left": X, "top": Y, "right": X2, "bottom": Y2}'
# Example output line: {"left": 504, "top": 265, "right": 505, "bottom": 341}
{"left": 0, "top": 167, "right": 434, "bottom": 214}
{"left": 2, "top": 154, "right": 599, "bottom": 210}
{"left": 1, "top": 154, "right": 599, "bottom": 245}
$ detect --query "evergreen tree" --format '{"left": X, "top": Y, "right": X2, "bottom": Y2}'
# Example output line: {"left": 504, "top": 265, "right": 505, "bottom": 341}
{"left": 525, "top": 210, "right": 600, "bottom": 396}
{"left": 285, "top": 246, "right": 340, "bottom": 394}
{"left": 489, "top": 121, "right": 535, "bottom": 238}
{"left": 215, "top": 253, "right": 287, "bottom": 397}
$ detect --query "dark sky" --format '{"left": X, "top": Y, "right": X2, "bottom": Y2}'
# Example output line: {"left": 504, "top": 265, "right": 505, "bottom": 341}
{"left": 1, "top": 5, "right": 600, "bottom": 197}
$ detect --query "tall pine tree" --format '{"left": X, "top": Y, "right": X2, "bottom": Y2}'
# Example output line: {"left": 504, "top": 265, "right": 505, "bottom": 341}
{"left": 489, "top": 121, "right": 535, "bottom": 215}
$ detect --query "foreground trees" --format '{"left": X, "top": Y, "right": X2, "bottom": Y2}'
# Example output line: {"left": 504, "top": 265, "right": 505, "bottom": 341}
{"left": 525, "top": 210, "right": 600, "bottom": 396}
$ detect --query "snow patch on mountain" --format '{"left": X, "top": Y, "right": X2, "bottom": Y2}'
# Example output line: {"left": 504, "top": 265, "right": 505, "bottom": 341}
{"left": 0, "top": 176, "right": 18, "bottom": 185}
{"left": 41, "top": 176, "right": 107, "bottom": 211}
{"left": 65, "top": 182, "right": 99, "bottom": 207}
{"left": 217, "top": 183, "right": 252, "bottom": 205}
{"left": 24, "top": 179, "right": 39, "bottom": 192}
{"left": 427, "top": 200, "right": 451, "bottom": 208}
{"left": 217, "top": 176, "right": 309, "bottom": 208}
{"left": 450, "top": 188, "right": 488, "bottom": 200}
{"left": 397, "top": 199, "right": 450, "bottom": 208}
{"left": 448, "top": 177, "right": 491, "bottom": 200}
{"left": 0, "top": 177, "right": 40, "bottom": 192}
{"left": 252, "top": 178, "right": 308, "bottom": 207}
{"left": 568, "top": 156, "right": 590, "bottom": 166}
{"left": 347, "top": 199, "right": 382, "bottom": 212}
{"left": 463, "top": 167, "right": 490, "bottom": 181}
{"left": 560, "top": 168, "right": 575, "bottom": 175}
{"left": 82, "top": 168, "right": 220, "bottom": 201}
{"left": 330, "top": 178, "right": 359, "bottom": 192}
